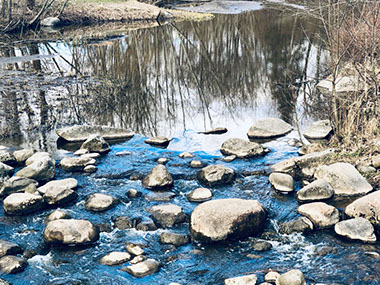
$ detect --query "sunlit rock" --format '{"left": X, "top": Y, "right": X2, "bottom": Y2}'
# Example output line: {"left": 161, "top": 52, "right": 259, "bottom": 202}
{"left": 60, "top": 156, "right": 96, "bottom": 171}
{"left": 147, "top": 204, "right": 186, "bottom": 228}
{"left": 297, "top": 202, "right": 339, "bottom": 229}
{"left": 0, "top": 256, "right": 27, "bottom": 274}
{"left": 276, "top": 269, "right": 305, "bottom": 285}
{"left": 247, "top": 118, "right": 293, "bottom": 139}
{"left": 160, "top": 232, "right": 189, "bottom": 246}
{"left": 122, "top": 259, "right": 161, "bottom": 278}
{"left": 3, "top": 193, "right": 44, "bottom": 215}
{"left": 187, "top": 187, "right": 212, "bottom": 202}
{"left": 221, "top": 138, "right": 265, "bottom": 158}
{"left": 99, "top": 252, "right": 131, "bottom": 266}
{"left": 334, "top": 217, "right": 376, "bottom": 243}
{"left": 0, "top": 239, "right": 23, "bottom": 258}
{"left": 85, "top": 193, "right": 118, "bottom": 212}
{"left": 142, "top": 165, "right": 174, "bottom": 190}
{"left": 144, "top": 136, "right": 172, "bottom": 147}
{"left": 45, "top": 210, "right": 70, "bottom": 223}
{"left": 304, "top": 120, "right": 332, "bottom": 140}
{"left": 297, "top": 179, "right": 334, "bottom": 202}
{"left": 15, "top": 152, "right": 55, "bottom": 182}
{"left": 0, "top": 176, "right": 38, "bottom": 197}
{"left": 13, "top": 149, "right": 36, "bottom": 164}
{"left": 224, "top": 274, "right": 257, "bottom": 285}
{"left": 199, "top": 127, "right": 228, "bottom": 135}
{"left": 269, "top": 172, "right": 294, "bottom": 193}
{"left": 56, "top": 125, "right": 134, "bottom": 142}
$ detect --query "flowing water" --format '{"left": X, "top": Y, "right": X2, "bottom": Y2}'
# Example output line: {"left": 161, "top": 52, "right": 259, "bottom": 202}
{"left": 0, "top": 3, "right": 379, "bottom": 285}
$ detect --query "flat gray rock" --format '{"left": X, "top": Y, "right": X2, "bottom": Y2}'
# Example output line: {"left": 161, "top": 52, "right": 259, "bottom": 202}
{"left": 187, "top": 188, "right": 213, "bottom": 202}
{"left": 147, "top": 204, "right": 186, "bottom": 228}
{"left": 304, "top": 120, "right": 332, "bottom": 140}
{"left": 56, "top": 125, "right": 134, "bottom": 142}
{"left": 276, "top": 269, "right": 305, "bottom": 285}
{"left": 247, "top": 118, "right": 293, "bottom": 139}
{"left": 122, "top": 259, "right": 160, "bottom": 278}
{"left": 334, "top": 217, "right": 376, "bottom": 243}
{"left": 15, "top": 152, "right": 55, "bottom": 182}
{"left": 0, "top": 176, "right": 38, "bottom": 197}
{"left": 297, "top": 179, "right": 334, "bottom": 202}
{"left": 80, "top": 134, "right": 110, "bottom": 153}
{"left": 60, "top": 156, "right": 96, "bottom": 171}
{"left": 3, "top": 193, "right": 44, "bottom": 215}
{"left": 99, "top": 252, "right": 131, "bottom": 266}
{"left": 85, "top": 193, "right": 118, "bottom": 212}
{"left": 221, "top": 138, "right": 265, "bottom": 158}
{"left": 144, "top": 136, "right": 172, "bottom": 147}
{"left": 160, "top": 232, "right": 189, "bottom": 246}
{"left": 297, "top": 202, "right": 339, "bottom": 229}
{"left": 269, "top": 173, "right": 294, "bottom": 193}
{"left": 199, "top": 127, "right": 228, "bottom": 135}
{"left": 38, "top": 178, "right": 77, "bottom": 195}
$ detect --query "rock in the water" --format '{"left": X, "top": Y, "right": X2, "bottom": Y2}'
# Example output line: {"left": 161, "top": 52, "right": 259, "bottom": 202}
{"left": 146, "top": 191, "right": 175, "bottom": 202}
{"left": 269, "top": 173, "right": 294, "bottom": 193}
{"left": 0, "top": 162, "right": 13, "bottom": 182}
{"left": 122, "top": 259, "right": 160, "bottom": 278}
{"left": 43, "top": 187, "right": 77, "bottom": 206}
{"left": 199, "top": 127, "right": 228, "bottom": 135}
{"left": 99, "top": 252, "right": 131, "bottom": 266}
{"left": 144, "top": 136, "right": 172, "bottom": 147}
{"left": 147, "top": 204, "right": 186, "bottom": 228}
{"left": 279, "top": 217, "right": 313, "bottom": 235}
{"left": 190, "top": 198, "right": 267, "bottom": 242}
{"left": 142, "top": 165, "right": 174, "bottom": 190}
{"left": 222, "top": 155, "right": 236, "bottom": 162}
{"left": 288, "top": 138, "right": 300, "bottom": 147}
{"left": 74, "top": 149, "right": 89, "bottom": 156}
{"left": 315, "top": 162, "right": 372, "bottom": 196}
{"left": 189, "top": 160, "right": 204, "bottom": 168}
{"left": 372, "top": 155, "right": 380, "bottom": 168}
{"left": 252, "top": 241, "right": 272, "bottom": 252}
{"left": 0, "top": 149, "right": 16, "bottom": 165}
{"left": 113, "top": 216, "right": 133, "bottom": 230}
{"left": 126, "top": 243, "right": 145, "bottom": 256}
{"left": 187, "top": 188, "right": 213, "bottom": 202}
{"left": 0, "top": 240, "right": 23, "bottom": 258}
{"left": 0, "top": 176, "right": 38, "bottom": 197}
{"left": 157, "top": 157, "right": 169, "bottom": 165}
{"left": 345, "top": 190, "right": 380, "bottom": 228}
{"left": 304, "top": 120, "right": 332, "bottom": 140}
{"left": 224, "top": 274, "right": 257, "bottom": 285}
{"left": 247, "top": 118, "right": 293, "bottom": 139}
{"left": 13, "top": 149, "right": 35, "bottom": 164}
{"left": 0, "top": 256, "right": 27, "bottom": 274}
{"left": 40, "top": 17, "right": 61, "bottom": 27}
{"left": 265, "top": 271, "right": 280, "bottom": 283}
{"left": 83, "top": 165, "right": 97, "bottom": 173}
{"left": 136, "top": 219, "right": 158, "bottom": 231}
{"left": 297, "top": 179, "right": 334, "bottom": 202}
{"left": 179, "top": 152, "right": 194, "bottom": 158}
{"left": 45, "top": 210, "right": 70, "bottom": 223}
{"left": 15, "top": 152, "right": 55, "bottom": 182}
{"left": 197, "top": 164, "right": 234, "bottom": 187}
{"left": 38, "top": 178, "right": 77, "bottom": 195}
{"left": 160, "top": 232, "right": 189, "bottom": 246}
{"left": 3, "top": 193, "right": 44, "bottom": 215}
{"left": 297, "top": 202, "right": 339, "bottom": 229}
{"left": 60, "top": 156, "right": 96, "bottom": 171}
{"left": 129, "top": 255, "right": 147, "bottom": 264}
{"left": 44, "top": 219, "right": 99, "bottom": 245}
{"left": 85, "top": 193, "right": 118, "bottom": 212}
{"left": 221, "top": 138, "right": 265, "bottom": 158}
{"left": 80, "top": 134, "right": 110, "bottom": 153}
{"left": 56, "top": 125, "right": 134, "bottom": 142}
{"left": 127, "top": 188, "right": 142, "bottom": 198}
{"left": 276, "top": 269, "right": 305, "bottom": 285}
{"left": 334, "top": 217, "right": 376, "bottom": 243}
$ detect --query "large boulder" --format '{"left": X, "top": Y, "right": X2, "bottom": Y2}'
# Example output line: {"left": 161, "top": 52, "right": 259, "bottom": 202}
{"left": 85, "top": 193, "right": 118, "bottom": 212}
{"left": 44, "top": 219, "right": 99, "bottom": 245}
{"left": 315, "top": 162, "right": 372, "bottom": 196}
{"left": 297, "top": 179, "right": 334, "bottom": 202}
{"left": 334, "top": 218, "right": 376, "bottom": 243}
{"left": 37, "top": 178, "right": 77, "bottom": 195}
{"left": 247, "top": 118, "right": 293, "bottom": 139}
{"left": 0, "top": 162, "right": 13, "bottom": 182}
{"left": 269, "top": 173, "right": 294, "bottom": 193}
{"left": 276, "top": 269, "right": 305, "bottom": 285}
{"left": 297, "top": 202, "right": 339, "bottom": 229}
{"left": 147, "top": 204, "right": 186, "bottom": 228}
{"left": 0, "top": 176, "right": 38, "bottom": 197}
{"left": 303, "top": 120, "right": 332, "bottom": 140}
{"left": 220, "top": 138, "right": 265, "bottom": 158}
{"left": 345, "top": 190, "right": 380, "bottom": 229}
{"left": 3, "top": 193, "right": 44, "bottom": 215}
{"left": 197, "top": 165, "right": 234, "bottom": 187}
{"left": 56, "top": 125, "right": 134, "bottom": 142}
{"left": 142, "top": 165, "right": 174, "bottom": 190}
{"left": 122, "top": 259, "right": 160, "bottom": 278}
{"left": 190, "top": 198, "right": 267, "bottom": 242}
{"left": 224, "top": 274, "right": 257, "bottom": 285}
{"left": 0, "top": 240, "right": 23, "bottom": 258}
{"left": 15, "top": 152, "right": 55, "bottom": 182}
{"left": 40, "top": 17, "right": 61, "bottom": 27}
{"left": 0, "top": 256, "right": 27, "bottom": 274}
{"left": 60, "top": 156, "right": 96, "bottom": 171}
{"left": 80, "top": 135, "right": 110, "bottom": 153}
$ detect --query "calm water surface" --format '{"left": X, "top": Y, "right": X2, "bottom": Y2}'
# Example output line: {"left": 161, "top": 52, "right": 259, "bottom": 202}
{"left": 0, "top": 4, "right": 378, "bottom": 285}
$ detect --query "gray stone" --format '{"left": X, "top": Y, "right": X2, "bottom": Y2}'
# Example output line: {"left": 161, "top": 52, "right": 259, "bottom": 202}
{"left": 43, "top": 187, "right": 77, "bottom": 206}
{"left": 99, "top": 252, "right": 131, "bottom": 266}
{"left": 221, "top": 138, "right": 265, "bottom": 158}
{"left": 157, "top": 157, "right": 169, "bottom": 165}
{"left": 126, "top": 189, "right": 142, "bottom": 198}
{"left": 252, "top": 241, "right": 272, "bottom": 252}
{"left": 288, "top": 138, "right": 300, "bottom": 147}
{"left": 372, "top": 155, "right": 380, "bottom": 168}
{"left": 315, "top": 162, "right": 372, "bottom": 196}
{"left": 136, "top": 219, "right": 158, "bottom": 231}
{"left": 146, "top": 191, "right": 175, "bottom": 202}
{"left": 40, "top": 17, "right": 61, "bottom": 27}
{"left": 38, "top": 178, "right": 77, "bottom": 195}
{"left": 222, "top": 155, "right": 236, "bottom": 162}
{"left": 0, "top": 239, "right": 23, "bottom": 258}
{"left": 80, "top": 134, "right": 110, "bottom": 153}
{"left": 297, "top": 202, "right": 339, "bottom": 229}
{"left": 199, "top": 127, "right": 228, "bottom": 135}
{"left": 0, "top": 162, "right": 13, "bottom": 181}
{"left": 297, "top": 179, "right": 334, "bottom": 202}
{"left": 114, "top": 216, "right": 133, "bottom": 230}
{"left": 13, "top": 149, "right": 35, "bottom": 164}
{"left": 83, "top": 165, "right": 97, "bottom": 173}
{"left": 304, "top": 120, "right": 332, "bottom": 140}
{"left": 190, "top": 160, "right": 204, "bottom": 168}
{"left": 0, "top": 150, "right": 16, "bottom": 165}
{"left": 126, "top": 243, "right": 145, "bottom": 256}
{"left": 15, "top": 152, "right": 55, "bottom": 182}
{"left": 334, "top": 217, "right": 376, "bottom": 243}
{"left": 60, "top": 156, "right": 96, "bottom": 171}
{"left": 279, "top": 217, "right": 314, "bottom": 235}
{"left": 56, "top": 125, "right": 134, "bottom": 142}
{"left": 44, "top": 219, "right": 99, "bottom": 245}
{"left": 81, "top": 153, "right": 100, "bottom": 159}
{"left": 357, "top": 165, "right": 376, "bottom": 174}
{"left": 0, "top": 176, "right": 38, "bottom": 197}
{"left": 144, "top": 136, "right": 172, "bottom": 147}
{"left": 160, "top": 232, "right": 189, "bottom": 246}
{"left": 74, "top": 149, "right": 89, "bottom": 156}
{"left": 0, "top": 256, "right": 27, "bottom": 274}
{"left": 224, "top": 274, "right": 257, "bottom": 285}
{"left": 115, "top": 150, "right": 131, "bottom": 156}
{"left": 190, "top": 199, "right": 267, "bottom": 242}
{"left": 247, "top": 118, "right": 293, "bottom": 139}
{"left": 85, "top": 193, "right": 118, "bottom": 212}
{"left": 269, "top": 173, "right": 294, "bottom": 193}
{"left": 265, "top": 271, "right": 280, "bottom": 283}
{"left": 187, "top": 188, "right": 213, "bottom": 202}
{"left": 179, "top": 152, "right": 194, "bottom": 158}
{"left": 197, "top": 164, "right": 234, "bottom": 187}
{"left": 3, "top": 193, "right": 44, "bottom": 215}
{"left": 122, "top": 259, "right": 160, "bottom": 278}
{"left": 345, "top": 191, "right": 380, "bottom": 229}
{"left": 129, "top": 255, "right": 147, "bottom": 264}
{"left": 147, "top": 204, "right": 186, "bottom": 228}
{"left": 45, "top": 210, "right": 70, "bottom": 223}
{"left": 276, "top": 269, "right": 305, "bottom": 285}
{"left": 142, "top": 165, "right": 173, "bottom": 190}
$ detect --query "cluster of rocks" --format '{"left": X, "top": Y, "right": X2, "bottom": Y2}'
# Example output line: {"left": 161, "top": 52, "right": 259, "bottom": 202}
{"left": 224, "top": 269, "right": 306, "bottom": 285}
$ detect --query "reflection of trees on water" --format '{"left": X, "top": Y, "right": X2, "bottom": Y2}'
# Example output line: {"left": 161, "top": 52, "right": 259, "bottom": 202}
{"left": 0, "top": 8, "right": 326, "bottom": 146}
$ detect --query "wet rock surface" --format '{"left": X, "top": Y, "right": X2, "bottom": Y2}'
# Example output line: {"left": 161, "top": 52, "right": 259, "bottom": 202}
{"left": 297, "top": 179, "right": 334, "bottom": 202}
{"left": 147, "top": 204, "right": 186, "bottom": 228}
{"left": 122, "top": 259, "right": 161, "bottom": 278}
{"left": 85, "top": 193, "right": 118, "bottom": 212}
{"left": 269, "top": 172, "right": 294, "bottom": 193}
{"left": 224, "top": 274, "right": 257, "bottom": 285}
{"left": 0, "top": 256, "right": 27, "bottom": 274}
{"left": 60, "top": 156, "right": 96, "bottom": 171}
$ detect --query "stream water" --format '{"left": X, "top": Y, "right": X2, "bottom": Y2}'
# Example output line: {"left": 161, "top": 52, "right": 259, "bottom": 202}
{"left": 0, "top": 2, "right": 379, "bottom": 285}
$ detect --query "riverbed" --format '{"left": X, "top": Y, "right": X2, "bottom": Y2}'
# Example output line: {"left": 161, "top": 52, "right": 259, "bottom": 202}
{"left": 0, "top": 2, "right": 379, "bottom": 285}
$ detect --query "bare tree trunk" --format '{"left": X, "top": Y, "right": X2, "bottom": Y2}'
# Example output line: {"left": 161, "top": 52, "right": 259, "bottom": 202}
{"left": 1, "top": 0, "right": 6, "bottom": 18}
{"left": 7, "top": 0, "right": 11, "bottom": 21}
